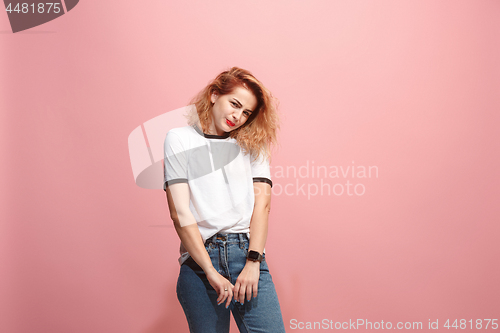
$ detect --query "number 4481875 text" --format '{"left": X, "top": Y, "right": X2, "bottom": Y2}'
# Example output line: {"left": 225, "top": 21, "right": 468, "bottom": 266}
{"left": 5, "top": 3, "right": 62, "bottom": 14}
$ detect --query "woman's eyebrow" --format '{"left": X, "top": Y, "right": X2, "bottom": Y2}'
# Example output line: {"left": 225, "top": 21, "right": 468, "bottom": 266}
{"left": 233, "top": 98, "right": 253, "bottom": 113}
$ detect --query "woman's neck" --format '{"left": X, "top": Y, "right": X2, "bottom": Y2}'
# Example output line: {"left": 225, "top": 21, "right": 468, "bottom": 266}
{"left": 197, "top": 118, "right": 224, "bottom": 136}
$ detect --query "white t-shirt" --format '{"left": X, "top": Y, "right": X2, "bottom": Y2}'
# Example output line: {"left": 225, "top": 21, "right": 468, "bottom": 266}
{"left": 163, "top": 123, "right": 272, "bottom": 265}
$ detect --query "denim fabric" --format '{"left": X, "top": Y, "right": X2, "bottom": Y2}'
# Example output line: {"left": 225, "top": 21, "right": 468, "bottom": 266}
{"left": 176, "top": 233, "right": 286, "bottom": 333}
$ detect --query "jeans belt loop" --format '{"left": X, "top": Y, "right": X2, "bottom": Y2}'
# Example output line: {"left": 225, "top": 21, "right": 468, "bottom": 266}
{"left": 238, "top": 233, "right": 244, "bottom": 249}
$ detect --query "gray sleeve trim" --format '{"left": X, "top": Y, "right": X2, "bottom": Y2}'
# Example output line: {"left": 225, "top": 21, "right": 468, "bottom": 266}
{"left": 163, "top": 178, "right": 188, "bottom": 191}
{"left": 253, "top": 177, "right": 273, "bottom": 188}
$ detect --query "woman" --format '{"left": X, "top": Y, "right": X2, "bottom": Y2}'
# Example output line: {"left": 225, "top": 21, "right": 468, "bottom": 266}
{"left": 163, "top": 67, "right": 286, "bottom": 333}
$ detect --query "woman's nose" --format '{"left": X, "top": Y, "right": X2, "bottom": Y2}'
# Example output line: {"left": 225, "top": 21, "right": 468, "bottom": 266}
{"left": 231, "top": 111, "right": 242, "bottom": 122}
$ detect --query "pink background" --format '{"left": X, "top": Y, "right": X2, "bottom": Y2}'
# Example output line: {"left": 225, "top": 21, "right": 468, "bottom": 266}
{"left": 1, "top": 1, "right": 499, "bottom": 332}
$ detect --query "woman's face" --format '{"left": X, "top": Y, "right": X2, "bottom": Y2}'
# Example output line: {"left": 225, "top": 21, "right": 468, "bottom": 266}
{"left": 209, "top": 86, "right": 258, "bottom": 136}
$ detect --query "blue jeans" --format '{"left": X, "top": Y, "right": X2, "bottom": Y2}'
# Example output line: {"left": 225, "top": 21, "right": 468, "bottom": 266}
{"left": 176, "top": 233, "right": 286, "bottom": 333}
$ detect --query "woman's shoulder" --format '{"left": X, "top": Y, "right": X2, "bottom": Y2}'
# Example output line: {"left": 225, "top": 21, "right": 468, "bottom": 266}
{"left": 164, "top": 125, "right": 198, "bottom": 150}
{"left": 166, "top": 125, "right": 197, "bottom": 139}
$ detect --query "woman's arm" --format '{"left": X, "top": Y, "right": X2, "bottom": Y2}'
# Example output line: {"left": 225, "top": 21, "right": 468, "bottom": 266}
{"left": 248, "top": 182, "right": 272, "bottom": 254}
{"left": 165, "top": 182, "right": 211, "bottom": 270}
{"left": 233, "top": 182, "right": 272, "bottom": 303}
{"left": 166, "top": 182, "right": 234, "bottom": 308}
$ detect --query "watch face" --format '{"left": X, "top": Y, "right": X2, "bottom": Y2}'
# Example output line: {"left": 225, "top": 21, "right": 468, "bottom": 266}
{"left": 248, "top": 251, "right": 260, "bottom": 260}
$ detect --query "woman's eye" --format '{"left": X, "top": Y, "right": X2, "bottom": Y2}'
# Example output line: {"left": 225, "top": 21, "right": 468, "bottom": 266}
{"left": 231, "top": 101, "right": 238, "bottom": 107}
{"left": 243, "top": 111, "right": 250, "bottom": 117}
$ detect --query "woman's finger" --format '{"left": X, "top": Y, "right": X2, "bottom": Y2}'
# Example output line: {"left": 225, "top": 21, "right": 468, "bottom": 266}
{"left": 217, "top": 286, "right": 225, "bottom": 304}
{"left": 218, "top": 290, "right": 227, "bottom": 305}
{"left": 238, "top": 284, "right": 246, "bottom": 304}
{"left": 233, "top": 281, "right": 240, "bottom": 303}
{"left": 251, "top": 282, "right": 258, "bottom": 300}
{"left": 247, "top": 283, "right": 255, "bottom": 302}
{"left": 225, "top": 286, "right": 233, "bottom": 308}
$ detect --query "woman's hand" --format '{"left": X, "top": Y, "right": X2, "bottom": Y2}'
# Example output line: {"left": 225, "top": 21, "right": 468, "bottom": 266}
{"left": 233, "top": 260, "right": 260, "bottom": 304}
{"left": 206, "top": 267, "right": 234, "bottom": 308}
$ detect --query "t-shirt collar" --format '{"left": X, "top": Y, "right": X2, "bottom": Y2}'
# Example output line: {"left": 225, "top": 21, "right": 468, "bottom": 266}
{"left": 193, "top": 123, "right": 230, "bottom": 139}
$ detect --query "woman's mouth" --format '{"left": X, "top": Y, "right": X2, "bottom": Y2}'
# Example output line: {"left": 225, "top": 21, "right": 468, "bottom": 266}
{"left": 226, "top": 119, "right": 235, "bottom": 127}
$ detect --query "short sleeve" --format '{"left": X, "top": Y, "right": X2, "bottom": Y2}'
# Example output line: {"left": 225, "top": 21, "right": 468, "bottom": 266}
{"left": 250, "top": 153, "right": 272, "bottom": 188}
{"left": 163, "top": 131, "right": 188, "bottom": 191}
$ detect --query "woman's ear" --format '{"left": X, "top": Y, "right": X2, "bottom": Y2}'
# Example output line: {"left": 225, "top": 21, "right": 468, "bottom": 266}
{"left": 210, "top": 93, "right": 218, "bottom": 104}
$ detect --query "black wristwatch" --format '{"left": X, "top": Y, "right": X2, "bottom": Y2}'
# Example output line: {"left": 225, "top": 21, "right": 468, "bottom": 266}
{"left": 247, "top": 250, "right": 263, "bottom": 262}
